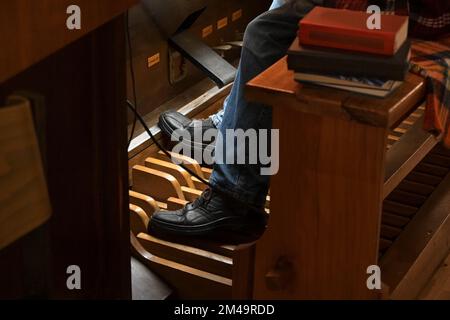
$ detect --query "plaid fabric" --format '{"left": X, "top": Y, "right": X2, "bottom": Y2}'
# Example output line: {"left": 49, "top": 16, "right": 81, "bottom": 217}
{"left": 326, "top": 0, "right": 450, "bottom": 146}
{"left": 410, "top": 38, "right": 450, "bottom": 146}
{"left": 327, "top": 0, "right": 450, "bottom": 38}
{"left": 408, "top": 1, "right": 450, "bottom": 39}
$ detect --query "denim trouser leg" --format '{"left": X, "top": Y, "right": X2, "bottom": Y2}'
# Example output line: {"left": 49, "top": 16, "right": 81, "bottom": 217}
{"left": 269, "top": 0, "right": 288, "bottom": 10}
{"left": 209, "top": 0, "right": 323, "bottom": 207}
{"left": 210, "top": 0, "right": 288, "bottom": 128}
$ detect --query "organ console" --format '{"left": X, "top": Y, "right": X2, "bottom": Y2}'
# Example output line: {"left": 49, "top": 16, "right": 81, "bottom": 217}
{"left": 1, "top": 0, "right": 450, "bottom": 301}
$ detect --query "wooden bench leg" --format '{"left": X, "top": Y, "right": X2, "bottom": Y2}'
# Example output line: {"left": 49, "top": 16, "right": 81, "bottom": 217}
{"left": 252, "top": 106, "right": 387, "bottom": 299}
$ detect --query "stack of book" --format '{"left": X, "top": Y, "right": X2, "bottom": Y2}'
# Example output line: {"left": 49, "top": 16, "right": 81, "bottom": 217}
{"left": 287, "top": 7, "right": 410, "bottom": 98}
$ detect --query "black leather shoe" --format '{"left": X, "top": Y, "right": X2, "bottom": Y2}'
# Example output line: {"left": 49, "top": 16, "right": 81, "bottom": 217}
{"left": 148, "top": 189, "right": 267, "bottom": 237}
{"left": 158, "top": 111, "right": 217, "bottom": 153}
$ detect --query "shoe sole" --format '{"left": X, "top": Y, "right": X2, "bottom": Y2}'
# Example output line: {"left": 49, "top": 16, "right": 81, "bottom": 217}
{"left": 149, "top": 215, "right": 265, "bottom": 237}
{"left": 158, "top": 116, "right": 215, "bottom": 152}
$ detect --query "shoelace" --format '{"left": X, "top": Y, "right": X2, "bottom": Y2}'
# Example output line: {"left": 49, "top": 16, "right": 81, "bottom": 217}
{"left": 188, "top": 188, "right": 213, "bottom": 209}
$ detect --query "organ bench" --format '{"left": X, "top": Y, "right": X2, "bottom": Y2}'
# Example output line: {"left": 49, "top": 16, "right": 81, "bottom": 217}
{"left": 130, "top": 57, "right": 450, "bottom": 299}
{"left": 246, "top": 57, "right": 449, "bottom": 299}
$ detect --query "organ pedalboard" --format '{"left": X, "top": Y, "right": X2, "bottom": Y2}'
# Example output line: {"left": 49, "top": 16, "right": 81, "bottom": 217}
{"left": 130, "top": 150, "right": 264, "bottom": 299}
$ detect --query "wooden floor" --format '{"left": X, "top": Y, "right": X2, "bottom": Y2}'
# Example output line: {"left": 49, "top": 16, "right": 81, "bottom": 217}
{"left": 419, "top": 250, "right": 450, "bottom": 300}
{"left": 131, "top": 256, "right": 172, "bottom": 300}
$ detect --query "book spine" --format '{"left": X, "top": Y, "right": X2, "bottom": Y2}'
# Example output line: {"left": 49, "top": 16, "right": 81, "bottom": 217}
{"left": 287, "top": 56, "right": 408, "bottom": 81}
{"left": 298, "top": 23, "right": 395, "bottom": 56}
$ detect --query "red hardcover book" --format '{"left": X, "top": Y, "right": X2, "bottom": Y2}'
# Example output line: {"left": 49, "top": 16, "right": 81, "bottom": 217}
{"left": 298, "top": 7, "right": 409, "bottom": 56}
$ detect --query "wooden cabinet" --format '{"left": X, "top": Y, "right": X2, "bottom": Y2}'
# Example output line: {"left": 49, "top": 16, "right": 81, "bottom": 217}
{"left": 0, "top": 0, "right": 136, "bottom": 299}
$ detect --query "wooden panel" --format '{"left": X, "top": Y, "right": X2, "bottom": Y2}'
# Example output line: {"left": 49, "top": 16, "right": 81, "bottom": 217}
{"left": 0, "top": 0, "right": 137, "bottom": 83}
{"left": 0, "top": 97, "right": 51, "bottom": 250}
{"left": 232, "top": 243, "right": 255, "bottom": 299}
{"left": 252, "top": 105, "right": 386, "bottom": 299}
{"left": 0, "top": 16, "right": 131, "bottom": 299}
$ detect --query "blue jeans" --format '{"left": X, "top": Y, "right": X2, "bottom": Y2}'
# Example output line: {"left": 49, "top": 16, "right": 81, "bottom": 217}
{"left": 209, "top": 0, "right": 323, "bottom": 207}
{"left": 269, "top": 0, "right": 288, "bottom": 10}
{"left": 210, "top": 0, "right": 288, "bottom": 127}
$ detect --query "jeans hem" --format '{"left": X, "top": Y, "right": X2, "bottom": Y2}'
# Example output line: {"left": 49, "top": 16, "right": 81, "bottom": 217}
{"left": 209, "top": 175, "right": 267, "bottom": 208}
